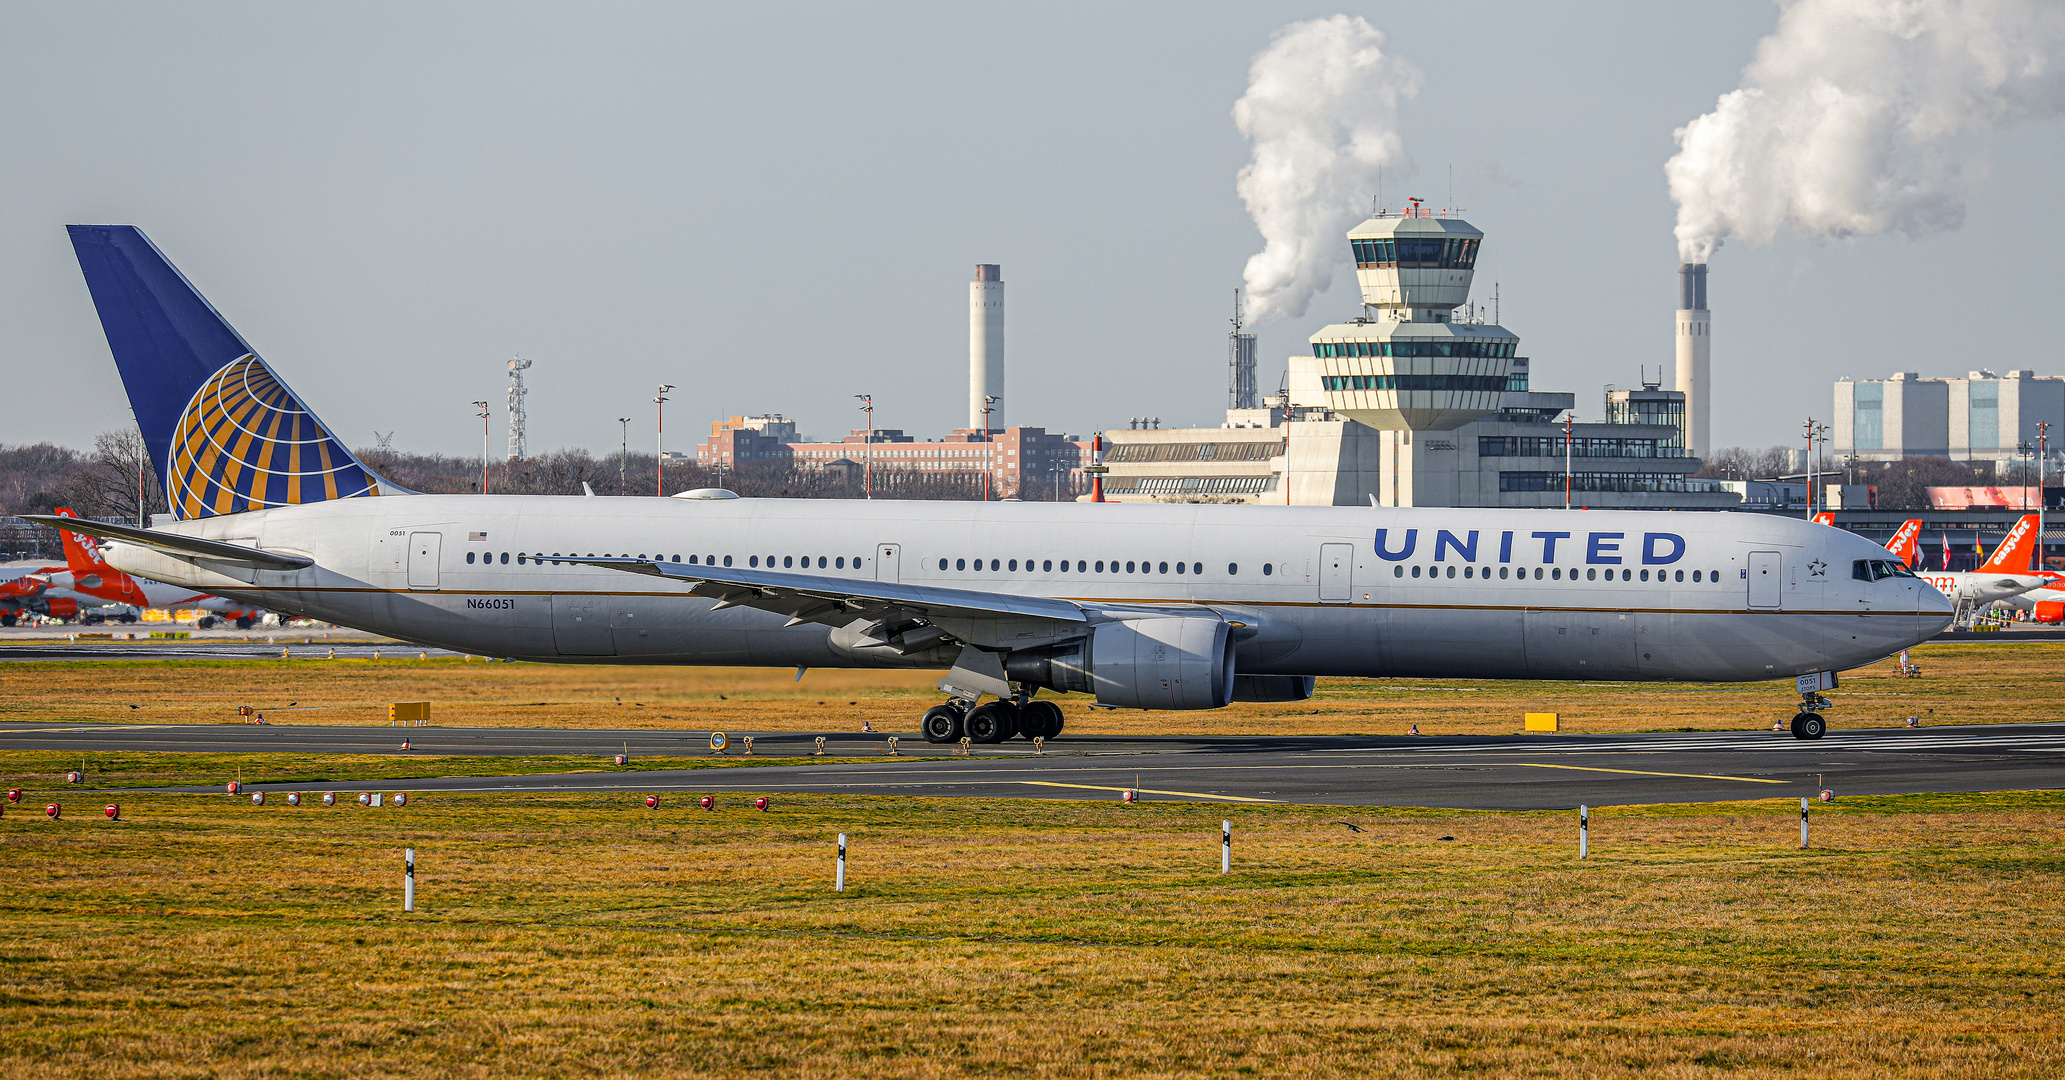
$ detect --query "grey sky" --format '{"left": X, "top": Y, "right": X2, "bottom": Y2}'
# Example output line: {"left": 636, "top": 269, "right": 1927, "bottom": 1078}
{"left": 3, "top": 2, "right": 2059, "bottom": 458}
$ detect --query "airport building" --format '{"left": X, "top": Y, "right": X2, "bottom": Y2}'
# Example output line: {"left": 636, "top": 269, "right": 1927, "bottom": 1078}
{"left": 697, "top": 415, "right": 1091, "bottom": 499}
{"left": 1089, "top": 210, "right": 1733, "bottom": 508}
{"left": 1834, "top": 370, "right": 2065, "bottom": 466}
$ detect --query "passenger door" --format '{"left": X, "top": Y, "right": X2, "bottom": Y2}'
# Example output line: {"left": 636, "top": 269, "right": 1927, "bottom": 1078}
{"left": 875, "top": 543, "right": 900, "bottom": 582}
{"left": 1319, "top": 543, "right": 1351, "bottom": 603}
{"left": 1747, "top": 551, "right": 1782, "bottom": 611}
{"left": 551, "top": 594, "right": 616, "bottom": 655}
{"left": 407, "top": 532, "right": 442, "bottom": 591}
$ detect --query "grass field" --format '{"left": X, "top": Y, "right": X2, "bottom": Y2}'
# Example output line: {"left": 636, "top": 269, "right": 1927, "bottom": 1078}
{"left": 1, "top": 787, "right": 2060, "bottom": 1077}
{"left": 0, "top": 751, "right": 864, "bottom": 790}
{"left": 2, "top": 639, "right": 2061, "bottom": 736}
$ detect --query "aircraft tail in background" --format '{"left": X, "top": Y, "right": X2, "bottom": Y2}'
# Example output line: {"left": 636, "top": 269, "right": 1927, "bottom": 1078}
{"left": 1886, "top": 519, "right": 1924, "bottom": 568}
{"left": 65, "top": 226, "right": 397, "bottom": 521}
{"left": 1979, "top": 514, "right": 2042, "bottom": 574}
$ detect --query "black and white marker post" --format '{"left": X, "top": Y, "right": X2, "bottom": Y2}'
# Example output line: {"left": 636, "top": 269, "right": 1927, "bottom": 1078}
{"left": 835, "top": 833, "right": 847, "bottom": 892}
{"left": 1221, "top": 820, "right": 1231, "bottom": 875}
{"left": 1800, "top": 797, "right": 1810, "bottom": 849}
{"left": 404, "top": 847, "right": 415, "bottom": 912}
{"left": 1579, "top": 805, "right": 1589, "bottom": 860}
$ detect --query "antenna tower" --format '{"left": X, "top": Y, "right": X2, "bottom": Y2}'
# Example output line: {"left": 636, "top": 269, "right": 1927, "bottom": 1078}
{"left": 373, "top": 431, "right": 394, "bottom": 452}
{"left": 506, "top": 355, "right": 532, "bottom": 460}
{"left": 1228, "top": 288, "right": 1258, "bottom": 410}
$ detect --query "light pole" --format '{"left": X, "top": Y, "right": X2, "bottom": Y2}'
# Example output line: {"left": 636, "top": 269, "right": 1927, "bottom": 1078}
{"left": 472, "top": 401, "right": 490, "bottom": 494}
{"left": 617, "top": 417, "right": 631, "bottom": 494}
{"left": 981, "top": 395, "right": 1000, "bottom": 501}
{"left": 854, "top": 394, "right": 873, "bottom": 499}
{"left": 2040, "top": 421, "right": 2051, "bottom": 572}
{"left": 1802, "top": 417, "right": 1819, "bottom": 519}
{"left": 654, "top": 384, "right": 674, "bottom": 497}
{"left": 1563, "top": 412, "right": 1574, "bottom": 510}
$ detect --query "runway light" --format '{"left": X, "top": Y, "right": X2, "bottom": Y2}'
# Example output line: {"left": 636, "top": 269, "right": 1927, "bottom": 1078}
{"left": 392, "top": 792, "right": 407, "bottom": 807}
{"left": 321, "top": 792, "right": 337, "bottom": 806}
{"left": 65, "top": 771, "right": 82, "bottom": 784}
{"left": 645, "top": 795, "right": 659, "bottom": 810}
{"left": 699, "top": 796, "right": 715, "bottom": 811}
{"left": 44, "top": 803, "right": 60, "bottom": 820}
{"left": 1122, "top": 789, "right": 1136, "bottom": 805}
{"left": 357, "top": 792, "right": 372, "bottom": 806}
{"left": 6, "top": 789, "right": 20, "bottom": 804}
{"left": 286, "top": 792, "right": 301, "bottom": 806}
{"left": 1820, "top": 789, "right": 1834, "bottom": 802}
{"left": 251, "top": 791, "right": 266, "bottom": 805}
{"left": 754, "top": 797, "right": 769, "bottom": 812}
{"left": 103, "top": 804, "right": 119, "bottom": 820}
{"left": 613, "top": 754, "right": 628, "bottom": 766}
{"left": 226, "top": 781, "right": 241, "bottom": 795}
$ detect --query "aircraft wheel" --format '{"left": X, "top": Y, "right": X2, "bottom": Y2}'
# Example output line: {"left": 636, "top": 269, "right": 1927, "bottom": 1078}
{"left": 965, "top": 701, "right": 1017, "bottom": 744}
{"left": 921, "top": 704, "right": 964, "bottom": 743}
{"left": 1019, "top": 700, "right": 1063, "bottom": 740}
{"left": 235, "top": 617, "right": 253, "bottom": 630}
{"left": 3, "top": 614, "right": 18, "bottom": 627}
{"left": 197, "top": 617, "right": 217, "bottom": 630}
{"left": 1798, "top": 714, "right": 1827, "bottom": 740}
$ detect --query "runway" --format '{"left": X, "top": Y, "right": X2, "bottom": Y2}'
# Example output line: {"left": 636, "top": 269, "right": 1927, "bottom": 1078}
{"left": 7, "top": 720, "right": 2061, "bottom": 810}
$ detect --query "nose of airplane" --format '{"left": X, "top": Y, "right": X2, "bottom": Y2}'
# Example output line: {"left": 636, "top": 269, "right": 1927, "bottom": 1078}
{"left": 1918, "top": 579, "right": 1954, "bottom": 628}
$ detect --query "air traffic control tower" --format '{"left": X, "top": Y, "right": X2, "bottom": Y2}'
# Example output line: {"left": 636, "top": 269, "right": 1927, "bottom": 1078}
{"left": 1286, "top": 204, "right": 1521, "bottom": 505}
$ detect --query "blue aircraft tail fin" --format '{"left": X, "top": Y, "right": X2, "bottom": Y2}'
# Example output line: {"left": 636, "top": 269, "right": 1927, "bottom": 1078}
{"left": 67, "top": 226, "right": 396, "bottom": 519}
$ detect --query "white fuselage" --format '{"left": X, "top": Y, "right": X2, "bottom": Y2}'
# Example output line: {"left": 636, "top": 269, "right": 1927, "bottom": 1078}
{"left": 98, "top": 496, "right": 1952, "bottom": 684}
{"left": 1915, "top": 570, "right": 2048, "bottom": 608}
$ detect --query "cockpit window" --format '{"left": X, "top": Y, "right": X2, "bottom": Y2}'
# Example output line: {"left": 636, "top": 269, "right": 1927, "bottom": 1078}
{"left": 1853, "top": 559, "right": 1917, "bottom": 582}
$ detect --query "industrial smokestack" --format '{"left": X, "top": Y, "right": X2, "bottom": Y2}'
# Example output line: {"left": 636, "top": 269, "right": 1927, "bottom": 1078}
{"left": 970, "top": 264, "right": 1003, "bottom": 432}
{"left": 1674, "top": 263, "right": 1710, "bottom": 456}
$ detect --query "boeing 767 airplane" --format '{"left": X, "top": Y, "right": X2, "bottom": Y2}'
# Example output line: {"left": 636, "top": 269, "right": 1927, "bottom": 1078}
{"left": 32, "top": 226, "right": 1953, "bottom": 741}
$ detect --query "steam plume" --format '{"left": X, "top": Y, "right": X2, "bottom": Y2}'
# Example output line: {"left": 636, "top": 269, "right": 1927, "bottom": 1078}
{"left": 1234, "top": 16, "right": 1421, "bottom": 325}
{"left": 1667, "top": 0, "right": 2065, "bottom": 262}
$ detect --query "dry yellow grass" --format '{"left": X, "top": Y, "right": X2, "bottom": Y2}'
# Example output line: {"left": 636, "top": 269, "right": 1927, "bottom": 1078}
{"left": 1, "top": 639, "right": 2060, "bottom": 736}
{"left": 0, "top": 789, "right": 2059, "bottom": 1077}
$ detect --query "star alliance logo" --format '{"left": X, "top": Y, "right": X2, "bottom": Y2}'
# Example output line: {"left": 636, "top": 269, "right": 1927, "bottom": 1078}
{"left": 1808, "top": 559, "right": 1828, "bottom": 577}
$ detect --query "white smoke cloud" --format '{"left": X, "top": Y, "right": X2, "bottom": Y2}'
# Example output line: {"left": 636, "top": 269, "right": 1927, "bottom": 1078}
{"left": 1234, "top": 16, "right": 1421, "bottom": 325}
{"left": 1667, "top": 0, "right": 2065, "bottom": 262}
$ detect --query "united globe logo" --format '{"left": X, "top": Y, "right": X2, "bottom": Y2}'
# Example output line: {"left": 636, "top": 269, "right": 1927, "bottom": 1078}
{"left": 166, "top": 355, "right": 380, "bottom": 519}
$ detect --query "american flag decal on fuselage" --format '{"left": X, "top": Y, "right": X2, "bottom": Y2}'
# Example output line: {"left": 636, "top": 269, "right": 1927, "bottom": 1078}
{"left": 167, "top": 354, "right": 380, "bottom": 519}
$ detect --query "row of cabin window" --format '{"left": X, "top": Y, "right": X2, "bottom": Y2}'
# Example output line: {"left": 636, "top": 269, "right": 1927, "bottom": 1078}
{"left": 939, "top": 558, "right": 1281, "bottom": 577}
{"left": 1397, "top": 565, "right": 1721, "bottom": 582}
{"left": 466, "top": 552, "right": 860, "bottom": 569}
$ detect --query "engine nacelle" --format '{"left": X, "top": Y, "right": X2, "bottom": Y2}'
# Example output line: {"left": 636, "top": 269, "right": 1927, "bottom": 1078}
{"left": 40, "top": 598, "right": 79, "bottom": 620}
{"left": 1007, "top": 616, "right": 1235, "bottom": 710}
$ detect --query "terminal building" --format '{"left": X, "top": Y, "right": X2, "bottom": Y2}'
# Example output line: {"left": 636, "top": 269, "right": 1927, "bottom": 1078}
{"left": 1834, "top": 370, "right": 2065, "bottom": 466}
{"left": 1090, "top": 209, "right": 1734, "bottom": 508}
{"left": 697, "top": 415, "right": 1090, "bottom": 499}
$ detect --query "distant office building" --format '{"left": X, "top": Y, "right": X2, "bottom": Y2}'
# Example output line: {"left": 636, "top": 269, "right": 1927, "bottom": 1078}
{"left": 1835, "top": 370, "right": 2065, "bottom": 465}
{"left": 698, "top": 419, "right": 1089, "bottom": 498}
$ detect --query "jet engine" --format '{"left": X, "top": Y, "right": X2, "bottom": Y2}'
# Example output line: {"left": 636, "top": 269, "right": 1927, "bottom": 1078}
{"left": 1006, "top": 616, "right": 1235, "bottom": 710}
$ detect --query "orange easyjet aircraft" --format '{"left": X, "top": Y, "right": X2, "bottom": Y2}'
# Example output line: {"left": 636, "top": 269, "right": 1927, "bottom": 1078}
{"left": 36, "top": 509, "right": 264, "bottom": 629}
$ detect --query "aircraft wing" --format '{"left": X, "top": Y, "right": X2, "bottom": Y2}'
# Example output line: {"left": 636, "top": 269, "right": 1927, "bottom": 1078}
{"left": 19, "top": 516, "right": 313, "bottom": 571}
{"left": 571, "top": 557, "right": 1089, "bottom": 643}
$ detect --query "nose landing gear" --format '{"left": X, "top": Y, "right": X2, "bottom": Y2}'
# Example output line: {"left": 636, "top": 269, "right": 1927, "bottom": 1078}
{"left": 1789, "top": 691, "right": 1832, "bottom": 740}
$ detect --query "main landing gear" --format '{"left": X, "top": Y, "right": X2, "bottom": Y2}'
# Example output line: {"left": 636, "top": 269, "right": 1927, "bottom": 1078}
{"left": 919, "top": 697, "right": 1065, "bottom": 745}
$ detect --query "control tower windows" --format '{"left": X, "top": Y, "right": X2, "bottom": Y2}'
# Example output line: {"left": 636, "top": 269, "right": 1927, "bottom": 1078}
{"left": 1321, "top": 374, "right": 1509, "bottom": 393}
{"left": 1312, "top": 340, "right": 1515, "bottom": 359}
{"left": 1351, "top": 236, "right": 1480, "bottom": 270}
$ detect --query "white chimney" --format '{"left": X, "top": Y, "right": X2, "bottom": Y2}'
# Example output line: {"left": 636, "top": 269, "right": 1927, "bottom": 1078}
{"left": 1674, "top": 263, "right": 1710, "bottom": 456}
{"left": 970, "top": 264, "right": 1003, "bottom": 431}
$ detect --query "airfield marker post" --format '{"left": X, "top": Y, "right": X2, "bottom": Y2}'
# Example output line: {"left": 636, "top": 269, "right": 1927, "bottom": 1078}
{"left": 404, "top": 847, "right": 415, "bottom": 912}
{"left": 1800, "top": 797, "right": 1810, "bottom": 849}
{"left": 835, "top": 834, "right": 847, "bottom": 892}
{"left": 1221, "top": 820, "right": 1231, "bottom": 874}
{"left": 1579, "top": 805, "right": 1589, "bottom": 860}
